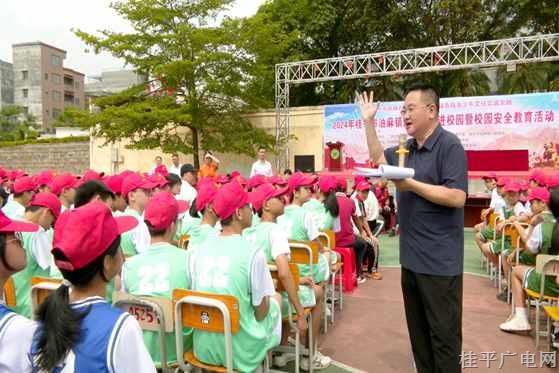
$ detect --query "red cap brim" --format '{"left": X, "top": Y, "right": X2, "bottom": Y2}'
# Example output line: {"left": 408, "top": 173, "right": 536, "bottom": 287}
{"left": 176, "top": 200, "right": 189, "bottom": 214}
{"left": 0, "top": 220, "right": 39, "bottom": 233}
{"left": 115, "top": 215, "right": 139, "bottom": 234}
{"left": 272, "top": 186, "right": 289, "bottom": 198}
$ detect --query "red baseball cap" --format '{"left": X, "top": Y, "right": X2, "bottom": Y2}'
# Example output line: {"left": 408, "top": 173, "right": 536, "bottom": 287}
{"left": 13, "top": 176, "right": 36, "bottom": 194}
{"left": 529, "top": 168, "right": 547, "bottom": 185}
{"left": 144, "top": 191, "right": 187, "bottom": 231}
{"left": 270, "top": 175, "right": 288, "bottom": 186}
{"left": 546, "top": 173, "right": 559, "bottom": 189}
{"left": 105, "top": 174, "right": 125, "bottom": 195}
{"left": 503, "top": 182, "right": 520, "bottom": 193}
{"left": 288, "top": 172, "right": 316, "bottom": 191}
{"left": 53, "top": 201, "right": 138, "bottom": 271}
{"left": 50, "top": 173, "right": 78, "bottom": 196}
{"left": 213, "top": 181, "right": 249, "bottom": 220}
{"left": 249, "top": 183, "right": 288, "bottom": 212}
{"left": 527, "top": 187, "right": 550, "bottom": 204}
{"left": 195, "top": 183, "right": 218, "bottom": 212}
{"left": 247, "top": 175, "right": 268, "bottom": 190}
{"left": 34, "top": 170, "right": 55, "bottom": 187}
{"left": 8, "top": 169, "right": 26, "bottom": 181}
{"left": 121, "top": 173, "right": 158, "bottom": 197}
{"left": 230, "top": 171, "right": 241, "bottom": 179}
{"left": 355, "top": 181, "right": 371, "bottom": 192}
{"left": 0, "top": 168, "right": 7, "bottom": 180}
{"left": 518, "top": 180, "right": 529, "bottom": 191}
{"left": 29, "top": 192, "right": 62, "bottom": 220}
{"left": 82, "top": 169, "right": 104, "bottom": 182}
{"left": 0, "top": 210, "right": 38, "bottom": 233}
{"left": 354, "top": 175, "right": 367, "bottom": 186}
{"left": 216, "top": 175, "right": 229, "bottom": 184}
{"left": 482, "top": 172, "right": 497, "bottom": 180}
{"left": 147, "top": 173, "right": 168, "bottom": 188}
{"left": 318, "top": 176, "right": 336, "bottom": 193}
{"left": 496, "top": 177, "right": 510, "bottom": 187}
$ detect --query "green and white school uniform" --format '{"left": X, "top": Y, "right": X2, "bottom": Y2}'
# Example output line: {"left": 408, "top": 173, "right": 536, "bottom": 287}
{"left": 187, "top": 234, "right": 281, "bottom": 372}
{"left": 120, "top": 208, "right": 150, "bottom": 257}
{"left": 187, "top": 223, "right": 219, "bottom": 252}
{"left": 12, "top": 227, "right": 53, "bottom": 318}
{"left": 121, "top": 242, "right": 192, "bottom": 366}
{"left": 277, "top": 205, "right": 330, "bottom": 283}
{"left": 174, "top": 214, "right": 201, "bottom": 243}
{"left": 303, "top": 198, "right": 336, "bottom": 231}
{"left": 489, "top": 202, "right": 526, "bottom": 255}
{"left": 244, "top": 222, "right": 316, "bottom": 316}
{"left": 1, "top": 200, "right": 25, "bottom": 220}
{"left": 522, "top": 212, "right": 559, "bottom": 296}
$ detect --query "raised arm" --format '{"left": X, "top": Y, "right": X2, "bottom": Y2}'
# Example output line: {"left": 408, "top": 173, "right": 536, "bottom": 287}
{"left": 358, "top": 92, "right": 386, "bottom": 165}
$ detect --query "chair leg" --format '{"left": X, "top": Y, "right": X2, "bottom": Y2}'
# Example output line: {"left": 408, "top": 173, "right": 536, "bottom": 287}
{"left": 308, "top": 312, "right": 314, "bottom": 373}
{"left": 536, "top": 302, "right": 541, "bottom": 349}
{"left": 498, "top": 255, "right": 502, "bottom": 293}
{"left": 338, "top": 272, "right": 343, "bottom": 311}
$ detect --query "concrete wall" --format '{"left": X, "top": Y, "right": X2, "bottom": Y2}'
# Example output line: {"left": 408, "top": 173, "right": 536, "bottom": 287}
{"left": 90, "top": 106, "right": 325, "bottom": 176}
{"left": 0, "top": 60, "right": 14, "bottom": 109}
{"left": 0, "top": 141, "right": 89, "bottom": 175}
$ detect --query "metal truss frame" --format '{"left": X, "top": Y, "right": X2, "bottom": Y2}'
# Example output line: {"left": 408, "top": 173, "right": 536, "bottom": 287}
{"left": 275, "top": 33, "right": 559, "bottom": 170}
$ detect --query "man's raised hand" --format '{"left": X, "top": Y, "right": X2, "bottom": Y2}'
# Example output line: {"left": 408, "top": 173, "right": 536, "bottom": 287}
{"left": 357, "top": 91, "right": 379, "bottom": 121}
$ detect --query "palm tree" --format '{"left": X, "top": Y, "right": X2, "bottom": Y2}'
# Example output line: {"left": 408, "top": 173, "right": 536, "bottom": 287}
{"left": 497, "top": 63, "right": 550, "bottom": 94}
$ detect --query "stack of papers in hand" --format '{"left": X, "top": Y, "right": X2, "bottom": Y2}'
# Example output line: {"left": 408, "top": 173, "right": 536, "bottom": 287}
{"left": 354, "top": 165, "right": 415, "bottom": 180}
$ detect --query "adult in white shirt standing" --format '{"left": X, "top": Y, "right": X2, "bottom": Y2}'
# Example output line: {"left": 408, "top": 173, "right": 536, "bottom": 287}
{"left": 250, "top": 147, "right": 273, "bottom": 177}
{"left": 168, "top": 153, "right": 182, "bottom": 177}
{"left": 178, "top": 164, "right": 198, "bottom": 205}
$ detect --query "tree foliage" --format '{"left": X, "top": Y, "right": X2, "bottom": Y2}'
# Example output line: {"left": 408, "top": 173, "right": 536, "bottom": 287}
{"left": 70, "top": 0, "right": 275, "bottom": 167}
{"left": 0, "top": 106, "right": 38, "bottom": 141}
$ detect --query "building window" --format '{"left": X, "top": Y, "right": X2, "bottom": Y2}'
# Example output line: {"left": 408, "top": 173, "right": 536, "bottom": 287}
{"left": 74, "top": 81, "right": 79, "bottom": 89}
{"left": 21, "top": 70, "right": 28, "bottom": 80}
{"left": 52, "top": 74, "right": 61, "bottom": 85}
{"left": 22, "top": 89, "right": 28, "bottom": 98}
{"left": 52, "top": 54, "right": 61, "bottom": 67}
{"left": 44, "top": 73, "right": 48, "bottom": 80}
{"left": 52, "top": 108, "right": 61, "bottom": 118}
{"left": 74, "top": 97, "right": 80, "bottom": 105}
{"left": 53, "top": 91, "right": 61, "bottom": 102}
{"left": 22, "top": 106, "right": 28, "bottom": 115}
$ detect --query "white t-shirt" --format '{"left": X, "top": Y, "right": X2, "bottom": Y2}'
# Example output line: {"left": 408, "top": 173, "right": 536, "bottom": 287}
{"left": 124, "top": 209, "right": 151, "bottom": 255}
{"left": 269, "top": 224, "right": 291, "bottom": 260}
{"left": 168, "top": 164, "right": 182, "bottom": 177}
{"left": 178, "top": 181, "right": 197, "bottom": 205}
{"left": 250, "top": 160, "right": 273, "bottom": 177}
{"left": 302, "top": 211, "right": 319, "bottom": 241}
{"left": 30, "top": 226, "right": 53, "bottom": 270}
{"left": 1, "top": 200, "right": 25, "bottom": 221}
{"left": 0, "top": 306, "right": 36, "bottom": 373}
{"left": 112, "top": 313, "right": 157, "bottom": 372}
{"left": 490, "top": 189, "right": 506, "bottom": 217}
{"left": 526, "top": 223, "right": 543, "bottom": 254}
{"left": 513, "top": 202, "right": 528, "bottom": 217}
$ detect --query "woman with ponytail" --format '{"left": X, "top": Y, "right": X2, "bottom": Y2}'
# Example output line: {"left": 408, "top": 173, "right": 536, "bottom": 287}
{"left": 0, "top": 210, "right": 39, "bottom": 372}
{"left": 29, "top": 201, "right": 155, "bottom": 372}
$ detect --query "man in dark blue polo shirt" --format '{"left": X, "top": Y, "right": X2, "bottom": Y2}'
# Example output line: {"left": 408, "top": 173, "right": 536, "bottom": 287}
{"left": 359, "top": 82, "right": 468, "bottom": 373}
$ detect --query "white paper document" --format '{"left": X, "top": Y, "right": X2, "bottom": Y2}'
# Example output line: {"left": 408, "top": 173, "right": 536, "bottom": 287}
{"left": 354, "top": 165, "right": 415, "bottom": 180}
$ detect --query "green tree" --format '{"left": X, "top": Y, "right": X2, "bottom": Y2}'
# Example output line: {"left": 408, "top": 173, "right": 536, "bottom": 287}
{"left": 71, "top": 0, "right": 275, "bottom": 167}
{"left": 0, "top": 106, "right": 38, "bottom": 141}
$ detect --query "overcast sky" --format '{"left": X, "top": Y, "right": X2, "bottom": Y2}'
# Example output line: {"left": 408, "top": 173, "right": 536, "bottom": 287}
{"left": 0, "top": 0, "right": 265, "bottom": 80}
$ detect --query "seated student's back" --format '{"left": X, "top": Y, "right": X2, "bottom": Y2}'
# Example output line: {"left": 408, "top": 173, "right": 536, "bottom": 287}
{"left": 29, "top": 202, "right": 155, "bottom": 372}
{"left": 121, "top": 191, "right": 192, "bottom": 366}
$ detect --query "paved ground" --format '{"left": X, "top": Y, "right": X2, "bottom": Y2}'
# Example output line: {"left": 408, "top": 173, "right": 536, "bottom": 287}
{"left": 309, "top": 231, "right": 556, "bottom": 372}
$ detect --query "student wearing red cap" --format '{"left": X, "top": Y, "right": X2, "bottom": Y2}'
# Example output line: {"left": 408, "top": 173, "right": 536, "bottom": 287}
{"left": 120, "top": 174, "right": 156, "bottom": 257}
{"left": 34, "top": 170, "right": 54, "bottom": 193}
{"left": 104, "top": 174, "right": 127, "bottom": 213}
{"left": 29, "top": 202, "right": 155, "bottom": 372}
{"left": 186, "top": 181, "right": 281, "bottom": 372}
{"left": 185, "top": 182, "right": 219, "bottom": 251}
{"left": 243, "top": 183, "right": 310, "bottom": 368}
{"left": 500, "top": 188, "right": 558, "bottom": 333}
{"left": 302, "top": 176, "right": 340, "bottom": 233}
{"left": 0, "top": 210, "right": 39, "bottom": 373}
{"left": 121, "top": 192, "right": 191, "bottom": 366}
{"left": 476, "top": 177, "right": 508, "bottom": 243}
{"left": 74, "top": 180, "right": 115, "bottom": 210}
{"left": 2, "top": 176, "right": 35, "bottom": 220}
{"left": 50, "top": 173, "right": 78, "bottom": 213}
{"left": 12, "top": 192, "right": 61, "bottom": 318}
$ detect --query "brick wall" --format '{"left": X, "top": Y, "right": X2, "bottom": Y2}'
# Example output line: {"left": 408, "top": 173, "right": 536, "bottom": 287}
{"left": 0, "top": 141, "right": 89, "bottom": 174}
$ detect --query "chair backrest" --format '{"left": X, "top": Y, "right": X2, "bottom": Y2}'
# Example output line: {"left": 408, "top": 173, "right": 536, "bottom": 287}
{"left": 3, "top": 277, "right": 16, "bottom": 308}
{"left": 488, "top": 212, "right": 499, "bottom": 228}
{"left": 503, "top": 224, "right": 520, "bottom": 247}
{"left": 178, "top": 234, "right": 190, "bottom": 250}
{"left": 113, "top": 291, "right": 174, "bottom": 332}
{"left": 536, "top": 255, "right": 559, "bottom": 301}
{"left": 30, "top": 277, "right": 62, "bottom": 314}
{"left": 288, "top": 240, "right": 319, "bottom": 267}
{"left": 173, "top": 289, "right": 240, "bottom": 373}
{"left": 269, "top": 263, "right": 300, "bottom": 293}
{"left": 480, "top": 208, "right": 488, "bottom": 222}
{"left": 321, "top": 230, "right": 336, "bottom": 249}
{"left": 113, "top": 291, "right": 174, "bottom": 369}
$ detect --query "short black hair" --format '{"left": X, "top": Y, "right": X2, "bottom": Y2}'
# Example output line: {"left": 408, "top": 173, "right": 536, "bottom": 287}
{"left": 166, "top": 173, "right": 181, "bottom": 188}
{"left": 74, "top": 180, "right": 115, "bottom": 208}
{"left": 24, "top": 205, "right": 44, "bottom": 213}
{"left": 258, "top": 146, "right": 267, "bottom": 152}
{"left": 404, "top": 81, "right": 440, "bottom": 113}
{"left": 180, "top": 164, "right": 196, "bottom": 178}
